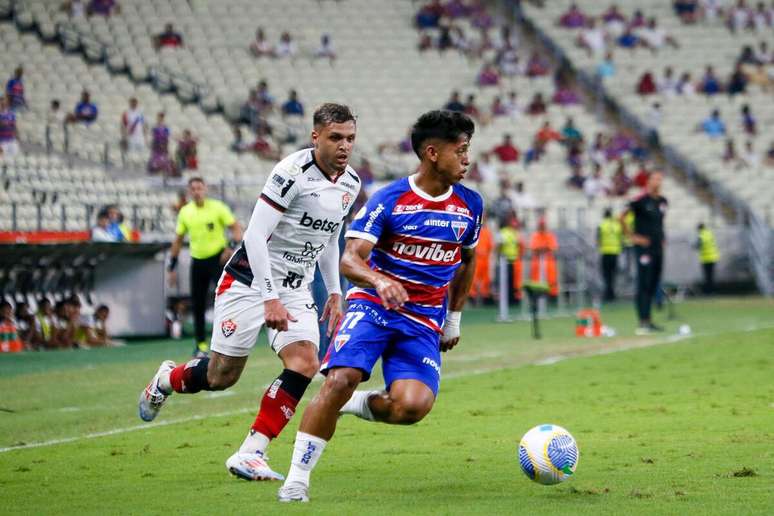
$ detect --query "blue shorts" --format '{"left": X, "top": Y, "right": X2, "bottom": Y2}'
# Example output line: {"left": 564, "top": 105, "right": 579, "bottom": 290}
{"left": 320, "top": 300, "right": 442, "bottom": 396}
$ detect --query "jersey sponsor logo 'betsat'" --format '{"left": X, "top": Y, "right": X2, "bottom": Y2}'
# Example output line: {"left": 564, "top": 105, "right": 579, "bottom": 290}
{"left": 391, "top": 241, "right": 459, "bottom": 264}
{"left": 300, "top": 211, "right": 340, "bottom": 233}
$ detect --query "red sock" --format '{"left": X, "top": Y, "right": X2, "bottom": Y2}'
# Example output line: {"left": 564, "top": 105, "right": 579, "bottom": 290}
{"left": 169, "top": 358, "right": 210, "bottom": 393}
{"left": 251, "top": 369, "right": 310, "bottom": 439}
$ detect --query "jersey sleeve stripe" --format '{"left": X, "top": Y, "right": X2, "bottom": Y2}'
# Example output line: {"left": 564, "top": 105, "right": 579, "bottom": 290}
{"left": 345, "top": 230, "right": 379, "bottom": 243}
{"left": 260, "top": 193, "right": 287, "bottom": 212}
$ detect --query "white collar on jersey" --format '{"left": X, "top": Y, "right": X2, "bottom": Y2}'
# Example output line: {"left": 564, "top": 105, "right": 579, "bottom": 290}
{"left": 409, "top": 174, "right": 453, "bottom": 202}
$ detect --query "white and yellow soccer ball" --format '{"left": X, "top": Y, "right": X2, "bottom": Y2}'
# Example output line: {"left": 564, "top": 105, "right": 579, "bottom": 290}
{"left": 518, "top": 424, "right": 579, "bottom": 485}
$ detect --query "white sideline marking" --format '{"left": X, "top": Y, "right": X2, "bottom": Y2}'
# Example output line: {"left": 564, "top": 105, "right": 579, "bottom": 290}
{"left": 3, "top": 322, "right": 772, "bottom": 454}
{"left": 0, "top": 408, "right": 251, "bottom": 454}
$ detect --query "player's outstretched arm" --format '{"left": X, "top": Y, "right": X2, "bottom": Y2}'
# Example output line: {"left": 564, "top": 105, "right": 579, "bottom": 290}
{"left": 340, "top": 238, "right": 408, "bottom": 310}
{"left": 243, "top": 199, "right": 296, "bottom": 331}
{"left": 441, "top": 247, "right": 477, "bottom": 352}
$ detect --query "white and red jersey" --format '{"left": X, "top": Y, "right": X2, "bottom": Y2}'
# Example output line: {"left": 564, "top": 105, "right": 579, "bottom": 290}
{"left": 122, "top": 108, "right": 145, "bottom": 141}
{"left": 225, "top": 148, "right": 361, "bottom": 295}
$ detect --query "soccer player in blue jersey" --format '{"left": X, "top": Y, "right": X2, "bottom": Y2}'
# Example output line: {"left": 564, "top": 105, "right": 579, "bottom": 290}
{"left": 278, "top": 110, "right": 483, "bottom": 502}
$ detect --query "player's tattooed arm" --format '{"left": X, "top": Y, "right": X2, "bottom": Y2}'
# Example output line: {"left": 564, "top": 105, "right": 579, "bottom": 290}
{"left": 341, "top": 237, "right": 408, "bottom": 310}
{"left": 441, "top": 247, "right": 477, "bottom": 352}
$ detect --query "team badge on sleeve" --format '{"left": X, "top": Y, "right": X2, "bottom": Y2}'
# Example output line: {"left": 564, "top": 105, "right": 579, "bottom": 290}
{"left": 451, "top": 220, "right": 468, "bottom": 241}
{"left": 221, "top": 319, "right": 237, "bottom": 338}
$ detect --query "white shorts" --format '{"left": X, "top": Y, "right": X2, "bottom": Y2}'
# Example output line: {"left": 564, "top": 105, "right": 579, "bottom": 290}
{"left": 209, "top": 275, "right": 319, "bottom": 358}
{"left": 1, "top": 140, "right": 19, "bottom": 157}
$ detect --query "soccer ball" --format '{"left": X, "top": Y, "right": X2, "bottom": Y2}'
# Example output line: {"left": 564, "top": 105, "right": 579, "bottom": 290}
{"left": 518, "top": 424, "right": 579, "bottom": 485}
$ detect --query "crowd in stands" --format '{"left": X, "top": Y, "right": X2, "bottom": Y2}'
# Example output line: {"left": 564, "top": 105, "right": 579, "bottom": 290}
{"left": 1, "top": 296, "right": 116, "bottom": 352}
{"left": 673, "top": 0, "right": 774, "bottom": 31}
{"left": 90, "top": 204, "right": 135, "bottom": 242}
{"left": 62, "top": 0, "right": 120, "bottom": 18}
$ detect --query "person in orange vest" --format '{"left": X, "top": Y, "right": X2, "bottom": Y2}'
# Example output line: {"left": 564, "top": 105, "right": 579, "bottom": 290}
{"left": 0, "top": 300, "right": 24, "bottom": 353}
{"left": 529, "top": 217, "right": 559, "bottom": 297}
{"left": 470, "top": 214, "right": 495, "bottom": 305}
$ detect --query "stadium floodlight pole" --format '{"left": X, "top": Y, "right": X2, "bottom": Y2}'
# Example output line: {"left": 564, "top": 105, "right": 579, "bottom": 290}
{"left": 496, "top": 255, "right": 512, "bottom": 323}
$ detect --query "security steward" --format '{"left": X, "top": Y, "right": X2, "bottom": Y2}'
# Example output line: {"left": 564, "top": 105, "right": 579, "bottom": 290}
{"left": 597, "top": 207, "right": 623, "bottom": 301}
{"left": 622, "top": 171, "right": 667, "bottom": 335}
{"left": 696, "top": 223, "right": 720, "bottom": 294}
{"left": 168, "top": 177, "right": 242, "bottom": 356}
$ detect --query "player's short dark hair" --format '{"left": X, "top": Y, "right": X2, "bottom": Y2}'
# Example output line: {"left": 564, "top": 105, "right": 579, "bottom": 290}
{"left": 410, "top": 110, "right": 475, "bottom": 159}
{"left": 188, "top": 177, "right": 205, "bottom": 186}
{"left": 96, "top": 304, "right": 109, "bottom": 313}
{"left": 313, "top": 103, "right": 356, "bottom": 128}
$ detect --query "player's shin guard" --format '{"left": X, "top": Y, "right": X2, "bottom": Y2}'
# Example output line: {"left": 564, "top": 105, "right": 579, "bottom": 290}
{"left": 250, "top": 369, "right": 312, "bottom": 441}
{"left": 168, "top": 357, "right": 212, "bottom": 393}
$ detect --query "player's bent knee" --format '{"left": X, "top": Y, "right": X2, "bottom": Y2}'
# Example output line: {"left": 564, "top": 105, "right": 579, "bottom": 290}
{"left": 392, "top": 400, "right": 433, "bottom": 424}
{"left": 323, "top": 368, "right": 361, "bottom": 399}
{"left": 280, "top": 341, "right": 320, "bottom": 379}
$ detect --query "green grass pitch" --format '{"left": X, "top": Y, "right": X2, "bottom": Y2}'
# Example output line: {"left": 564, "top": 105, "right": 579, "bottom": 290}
{"left": 1, "top": 297, "right": 772, "bottom": 515}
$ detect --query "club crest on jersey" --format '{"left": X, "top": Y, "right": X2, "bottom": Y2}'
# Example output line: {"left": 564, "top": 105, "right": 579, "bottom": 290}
{"left": 221, "top": 319, "right": 237, "bottom": 338}
{"left": 342, "top": 192, "right": 353, "bottom": 212}
{"left": 451, "top": 221, "right": 468, "bottom": 241}
{"left": 334, "top": 334, "right": 350, "bottom": 352}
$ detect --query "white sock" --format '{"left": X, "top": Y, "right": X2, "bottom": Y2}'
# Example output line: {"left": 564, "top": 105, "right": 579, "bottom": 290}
{"left": 339, "top": 390, "right": 378, "bottom": 421}
{"left": 239, "top": 429, "right": 271, "bottom": 456}
{"left": 284, "top": 431, "right": 327, "bottom": 487}
{"left": 157, "top": 370, "right": 172, "bottom": 395}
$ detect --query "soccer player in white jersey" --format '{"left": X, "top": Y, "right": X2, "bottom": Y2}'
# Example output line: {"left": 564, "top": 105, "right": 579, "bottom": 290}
{"left": 138, "top": 103, "right": 361, "bottom": 481}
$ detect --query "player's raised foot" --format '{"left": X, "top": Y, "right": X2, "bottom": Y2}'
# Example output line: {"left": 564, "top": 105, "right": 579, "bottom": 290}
{"left": 138, "top": 360, "right": 175, "bottom": 422}
{"left": 278, "top": 482, "right": 309, "bottom": 503}
{"left": 226, "top": 451, "right": 284, "bottom": 481}
{"left": 192, "top": 341, "right": 209, "bottom": 358}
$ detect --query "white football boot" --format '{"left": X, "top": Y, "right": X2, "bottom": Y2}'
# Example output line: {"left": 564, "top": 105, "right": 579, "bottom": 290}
{"left": 138, "top": 360, "right": 175, "bottom": 422}
{"left": 226, "top": 451, "right": 285, "bottom": 481}
{"left": 277, "top": 482, "right": 310, "bottom": 503}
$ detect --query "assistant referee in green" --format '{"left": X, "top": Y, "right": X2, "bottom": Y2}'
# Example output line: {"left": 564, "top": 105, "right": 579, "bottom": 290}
{"left": 168, "top": 177, "right": 242, "bottom": 356}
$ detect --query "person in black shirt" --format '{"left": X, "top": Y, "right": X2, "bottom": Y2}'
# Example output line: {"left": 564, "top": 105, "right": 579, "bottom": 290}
{"left": 622, "top": 171, "right": 668, "bottom": 334}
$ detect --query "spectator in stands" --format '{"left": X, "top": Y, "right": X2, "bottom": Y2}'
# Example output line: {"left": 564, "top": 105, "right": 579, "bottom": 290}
{"left": 567, "top": 166, "right": 586, "bottom": 190}
{"left": 106, "top": 204, "right": 130, "bottom": 242}
{"left": 69, "top": 90, "right": 98, "bottom": 124}
{"left": 250, "top": 125, "right": 282, "bottom": 161}
{"left": 492, "top": 134, "right": 520, "bottom": 163}
{"left": 491, "top": 180, "right": 515, "bottom": 221}
{"left": 698, "top": 66, "right": 723, "bottom": 94}
{"left": 154, "top": 23, "right": 184, "bottom": 50}
{"left": 723, "top": 139, "right": 739, "bottom": 164}
{"left": 14, "top": 302, "right": 35, "bottom": 349}
{"left": 558, "top": 3, "right": 588, "bottom": 28}
{"left": 281, "top": 89, "right": 304, "bottom": 118}
{"left": 358, "top": 157, "right": 375, "bottom": 187}
{"left": 512, "top": 181, "right": 537, "bottom": 211}
{"left": 477, "top": 62, "right": 500, "bottom": 86}
{"left": 176, "top": 129, "right": 198, "bottom": 171}
{"left": 5, "top": 67, "right": 25, "bottom": 111}
{"left": 741, "top": 140, "right": 761, "bottom": 168}
{"left": 738, "top": 45, "right": 758, "bottom": 65}
{"left": 700, "top": 109, "right": 727, "bottom": 137}
{"left": 0, "top": 96, "right": 20, "bottom": 157}
{"left": 578, "top": 19, "right": 607, "bottom": 56}
{"left": 741, "top": 104, "right": 757, "bottom": 135}
{"left": 88, "top": 0, "right": 118, "bottom": 16}
{"left": 451, "top": 25, "right": 473, "bottom": 56}
{"left": 444, "top": 90, "right": 465, "bottom": 112}
{"left": 700, "top": 0, "right": 724, "bottom": 21}
{"left": 91, "top": 209, "right": 118, "bottom": 242}
{"left": 561, "top": 117, "right": 584, "bottom": 145}
{"left": 275, "top": 31, "right": 297, "bottom": 58}
{"left": 416, "top": 0, "right": 443, "bottom": 29}
{"left": 755, "top": 40, "right": 772, "bottom": 63}
{"left": 525, "top": 50, "right": 550, "bottom": 77}
{"left": 535, "top": 121, "right": 562, "bottom": 147}
{"left": 636, "top": 71, "right": 657, "bottom": 95}
{"left": 674, "top": 0, "right": 700, "bottom": 23}
{"left": 639, "top": 18, "right": 680, "bottom": 52}
{"left": 633, "top": 161, "right": 651, "bottom": 188}
{"left": 616, "top": 27, "right": 641, "bottom": 49}
{"left": 727, "top": 0, "right": 752, "bottom": 32}
{"left": 418, "top": 32, "right": 433, "bottom": 52}
{"left": 583, "top": 164, "right": 609, "bottom": 201}
{"left": 746, "top": 63, "right": 772, "bottom": 91}
{"left": 552, "top": 83, "right": 581, "bottom": 105}
{"left": 148, "top": 112, "right": 175, "bottom": 176}
{"left": 629, "top": 9, "right": 647, "bottom": 29}
{"left": 503, "top": 91, "right": 521, "bottom": 118}
{"left": 677, "top": 72, "right": 696, "bottom": 95}
{"left": 438, "top": 26, "right": 454, "bottom": 52}
{"left": 647, "top": 102, "right": 663, "bottom": 141}
{"left": 250, "top": 28, "right": 273, "bottom": 58}
{"left": 120, "top": 97, "right": 147, "bottom": 155}
{"left": 470, "top": 4, "right": 493, "bottom": 29}
{"left": 727, "top": 64, "right": 748, "bottom": 95}
{"left": 34, "top": 298, "right": 55, "bottom": 349}
{"left": 765, "top": 141, "right": 774, "bottom": 166}
{"left": 496, "top": 45, "right": 520, "bottom": 77}
{"left": 463, "top": 94, "right": 482, "bottom": 121}
{"left": 470, "top": 151, "right": 498, "bottom": 185}
{"left": 490, "top": 95, "right": 508, "bottom": 117}
{"left": 602, "top": 4, "right": 627, "bottom": 36}
{"left": 658, "top": 67, "right": 679, "bottom": 96}
{"left": 314, "top": 34, "right": 336, "bottom": 63}
{"left": 62, "top": 0, "right": 86, "bottom": 17}
{"left": 611, "top": 161, "right": 633, "bottom": 196}
{"left": 589, "top": 132, "right": 608, "bottom": 166}
{"left": 526, "top": 92, "right": 547, "bottom": 115}
{"left": 0, "top": 300, "right": 23, "bottom": 353}
{"left": 596, "top": 51, "right": 616, "bottom": 79}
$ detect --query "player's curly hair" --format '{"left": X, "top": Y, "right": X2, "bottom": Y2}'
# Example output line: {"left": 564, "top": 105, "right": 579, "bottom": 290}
{"left": 313, "top": 103, "right": 356, "bottom": 128}
{"left": 410, "top": 110, "right": 475, "bottom": 159}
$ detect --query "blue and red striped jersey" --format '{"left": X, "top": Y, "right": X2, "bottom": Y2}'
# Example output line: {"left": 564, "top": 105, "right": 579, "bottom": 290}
{"left": 0, "top": 110, "right": 16, "bottom": 141}
{"left": 346, "top": 174, "right": 483, "bottom": 333}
